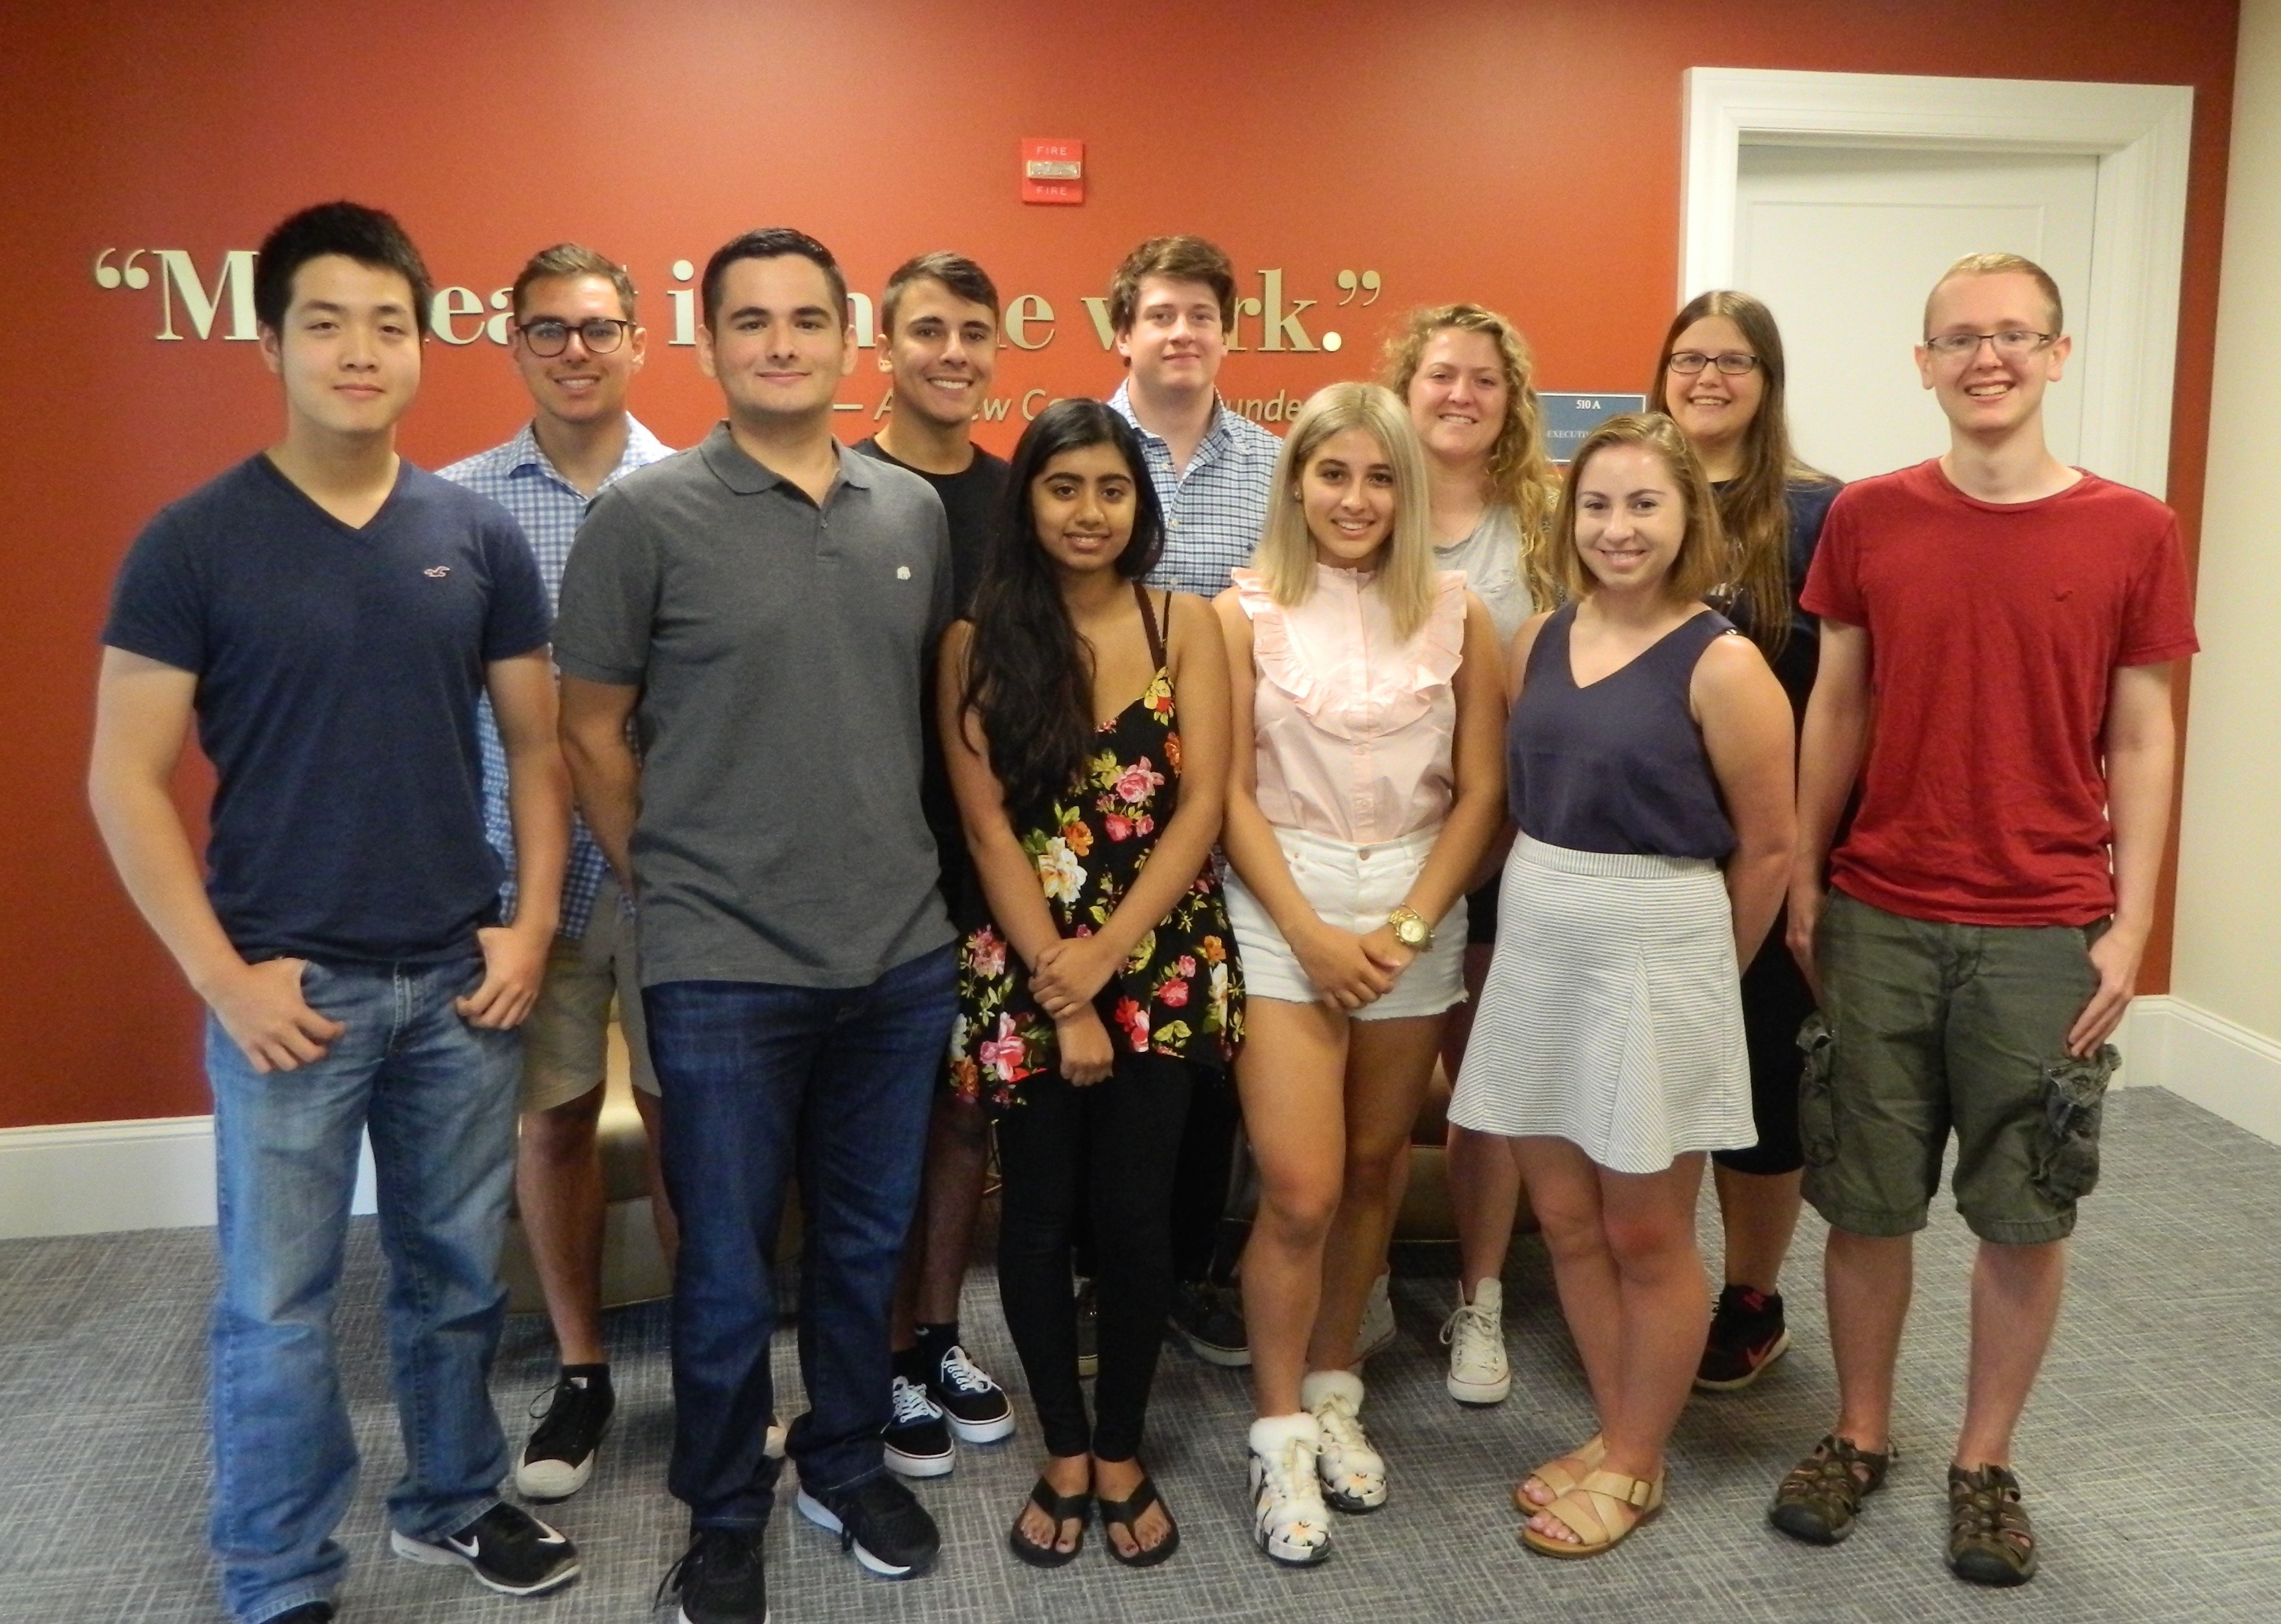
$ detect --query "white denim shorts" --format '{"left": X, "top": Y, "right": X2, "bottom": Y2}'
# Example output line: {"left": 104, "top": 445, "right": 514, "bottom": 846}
{"left": 1222, "top": 824, "right": 1466, "bottom": 1020}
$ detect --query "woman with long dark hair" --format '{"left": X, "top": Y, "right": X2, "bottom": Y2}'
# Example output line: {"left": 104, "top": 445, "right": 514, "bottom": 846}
{"left": 1652, "top": 290, "right": 1841, "bottom": 1393}
{"left": 940, "top": 398, "right": 1241, "bottom": 1569}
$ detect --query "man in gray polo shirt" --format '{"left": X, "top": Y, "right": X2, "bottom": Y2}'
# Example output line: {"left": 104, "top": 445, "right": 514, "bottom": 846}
{"left": 555, "top": 228, "right": 955, "bottom": 1624}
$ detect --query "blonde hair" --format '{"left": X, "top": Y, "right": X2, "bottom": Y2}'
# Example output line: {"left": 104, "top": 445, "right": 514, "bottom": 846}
{"left": 1924, "top": 251, "right": 2064, "bottom": 337}
{"left": 1382, "top": 302, "right": 1562, "bottom": 611}
{"left": 1553, "top": 413, "right": 1726, "bottom": 606}
{"left": 1256, "top": 383, "right": 1437, "bottom": 638}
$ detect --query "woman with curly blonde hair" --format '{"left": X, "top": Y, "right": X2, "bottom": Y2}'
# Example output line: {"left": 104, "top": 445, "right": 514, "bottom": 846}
{"left": 1382, "top": 302, "right": 1560, "bottom": 1408}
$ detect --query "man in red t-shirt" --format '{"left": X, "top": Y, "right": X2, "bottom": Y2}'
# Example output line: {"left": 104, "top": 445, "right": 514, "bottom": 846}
{"left": 1770, "top": 254, "right": 2196, "bottom": 1586}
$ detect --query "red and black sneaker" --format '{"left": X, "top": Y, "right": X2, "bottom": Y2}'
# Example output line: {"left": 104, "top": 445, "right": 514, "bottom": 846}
{"left": 1695, "top": 1284, "right": 1791, "bottom": 1391}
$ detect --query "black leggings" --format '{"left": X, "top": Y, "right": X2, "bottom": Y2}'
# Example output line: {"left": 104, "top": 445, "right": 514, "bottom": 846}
{"left": 996, "top": 1052, "right": 1197, "bottom": 1461}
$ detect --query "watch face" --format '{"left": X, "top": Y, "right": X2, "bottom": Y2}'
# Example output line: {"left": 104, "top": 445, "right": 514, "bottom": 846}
{"left": 1395, "top": 917, "right": 1427, "bottom": 946}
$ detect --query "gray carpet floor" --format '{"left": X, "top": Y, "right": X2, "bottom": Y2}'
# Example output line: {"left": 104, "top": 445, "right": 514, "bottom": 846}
{"left": 3, "top": 1086, "right": 2278, "bottom": 1623}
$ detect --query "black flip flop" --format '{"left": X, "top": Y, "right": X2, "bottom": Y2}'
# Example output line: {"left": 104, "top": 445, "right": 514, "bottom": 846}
{"left": 1008, "top": 1477, "right": 1092, "bottom": 1569}
{"left": 1098, "top": 1473, "right": 1180, "bottom": 1568}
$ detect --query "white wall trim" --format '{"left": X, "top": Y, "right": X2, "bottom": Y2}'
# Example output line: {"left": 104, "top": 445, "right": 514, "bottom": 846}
{"left": 2120, "top": 995, "right": 2281, "bottom": 1147}
{"left": 1680, "top": 67, "right": 2194, "bottom": 499}
{"left": 0, "top": 1116, "right": 377, "bottom": 1240}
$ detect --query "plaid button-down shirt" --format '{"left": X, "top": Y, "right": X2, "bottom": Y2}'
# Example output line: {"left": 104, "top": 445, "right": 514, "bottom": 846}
{"left": 1108, "top": 382, "right": 1281, "bottom": 599}
{"left": 440, "top": 417, "right": 673, "bottom": 938}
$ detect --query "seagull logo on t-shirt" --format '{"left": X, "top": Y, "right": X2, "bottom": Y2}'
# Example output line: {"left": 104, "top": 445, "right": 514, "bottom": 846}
{"left": 424, "top": 567, "right": 452, "bottom": 579}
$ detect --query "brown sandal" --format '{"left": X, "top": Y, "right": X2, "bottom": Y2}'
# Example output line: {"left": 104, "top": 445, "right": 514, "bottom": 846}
{"left": 1947, "top": 1463, "right": 2037, "bottom": 1586}
{"left": 1513, "top": 1432, "right": 1606, "bottom": 1514}
{"left": 1769, "top": 1434, "right": 1892, "bottom": 1545}
{"left": 1519, "top": 1467, "right": 1664, "bottom": 1559}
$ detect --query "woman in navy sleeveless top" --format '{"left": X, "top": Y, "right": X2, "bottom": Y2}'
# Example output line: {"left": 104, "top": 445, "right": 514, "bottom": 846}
{"left": 1449, "top": 414, "right": 1796, "bottom": 1559}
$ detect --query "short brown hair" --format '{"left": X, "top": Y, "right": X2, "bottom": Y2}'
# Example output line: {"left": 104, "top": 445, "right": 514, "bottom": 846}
{"left": 512, "top": 243, "right": 638, "bottom": 324}
{"left": 1553, "top": 413, "right": 1726, "bottom": 606}
{"left": 881, "top": 251, "right": 1000, "bottom": 334}
{"left": 1107, "top": 235, "right": 1236, "bottom": 333}
{"left": 1923, "top": 251, "right": 2063, "bottom": 338}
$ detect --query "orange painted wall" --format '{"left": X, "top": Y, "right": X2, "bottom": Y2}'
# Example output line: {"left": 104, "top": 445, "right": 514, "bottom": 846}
{"left": 0, "top": 0, "right": 2235, "bottom": 1129}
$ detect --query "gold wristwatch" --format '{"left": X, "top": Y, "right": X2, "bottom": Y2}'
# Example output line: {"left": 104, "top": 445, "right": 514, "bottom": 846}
{"left": 1386, "top": 905, "right": 1433, "bottom": 951}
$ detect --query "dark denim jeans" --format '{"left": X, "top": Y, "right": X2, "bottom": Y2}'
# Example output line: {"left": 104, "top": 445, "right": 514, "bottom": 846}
{"left": 647, "top": 943, "right": 956, "bottom": 1529}
{"left": 206, "top": 956, "right": 518, "bottom": 1624}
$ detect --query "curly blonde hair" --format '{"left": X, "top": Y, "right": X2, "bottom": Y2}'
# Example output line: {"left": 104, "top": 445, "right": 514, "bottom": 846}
{"left": 1383, "top": 302, "right": 1562, "bottom": 612}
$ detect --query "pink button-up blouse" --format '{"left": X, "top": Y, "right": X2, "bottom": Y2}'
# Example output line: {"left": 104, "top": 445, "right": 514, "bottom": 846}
{"left": 1234, "top": 563, "right": 1469, "bottom": 844}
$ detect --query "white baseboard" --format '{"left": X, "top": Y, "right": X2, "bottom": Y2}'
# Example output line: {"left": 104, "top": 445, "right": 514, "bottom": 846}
{"left": 0, "top": 1116, "right": 378, "bottom": 1241}
{"left": 2120, "top": 994, "right": 2281, "bottom": 1146}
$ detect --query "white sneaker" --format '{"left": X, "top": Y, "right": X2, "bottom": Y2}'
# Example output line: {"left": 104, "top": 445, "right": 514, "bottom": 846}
{"left": 1441, "top": 1278, "right": 1511, "bottom": 1404}
{"left": 1301, "top": 1368, "right": 1386, "bottom": 1512}
{"left": 764, "top": 1413, "right": 788, "bottom": 1460}
{"left": 1246, "top": 1412, "right": 1333, "bottom": 1566}
{"left": 1355, "top": 1272, "right": 1396, "bottom": 1363}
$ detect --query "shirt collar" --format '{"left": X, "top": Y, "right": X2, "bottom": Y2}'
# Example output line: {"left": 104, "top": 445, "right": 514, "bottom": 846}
{"left": 699, "top": 422, "right": 871, "bottom": 497}
{"left": 507, "top": 416, "right": 670, "bottom": 493}
{"left": 1107, "top": 380, "right": 1233, "bottom": 456}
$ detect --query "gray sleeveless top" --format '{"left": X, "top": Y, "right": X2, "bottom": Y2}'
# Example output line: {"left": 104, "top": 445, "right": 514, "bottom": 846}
{"left": 1509, "top": 603, "right": 1738, "bottom": 860}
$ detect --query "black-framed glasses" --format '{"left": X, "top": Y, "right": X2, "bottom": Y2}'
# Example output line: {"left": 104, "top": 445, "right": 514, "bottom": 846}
{"left": 516, "top": 317, "right": 632, "bottom": 356}
{"left": 1924, "top": 329, "right": 2057, "bottom": 360}
{"left": 1667, "top": 350, "right": 1761, "bottom": 376}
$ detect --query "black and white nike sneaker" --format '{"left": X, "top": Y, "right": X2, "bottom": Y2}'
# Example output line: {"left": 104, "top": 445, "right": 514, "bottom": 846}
{"left": 390, "top": 1501, "right": 580, "bottom": 1596}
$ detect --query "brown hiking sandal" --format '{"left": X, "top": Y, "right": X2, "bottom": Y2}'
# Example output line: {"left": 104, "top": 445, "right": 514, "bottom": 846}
{"left": 1947, "top": 1464, "right": 2038, "bottom": 1586}
{"left": 1769, "top": 1434, "right": 1893, "bottom": 1545}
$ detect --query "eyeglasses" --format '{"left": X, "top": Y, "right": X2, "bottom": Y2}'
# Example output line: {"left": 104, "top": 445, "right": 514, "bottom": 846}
{"left": 1667, "top": 350, "right": 1761, "bottom": 376}
{"left": 516, "top": 317, "right": 633, "bottom": 356}
{"left": 1923, "top": 329, "right": 2056, "bottom": 360}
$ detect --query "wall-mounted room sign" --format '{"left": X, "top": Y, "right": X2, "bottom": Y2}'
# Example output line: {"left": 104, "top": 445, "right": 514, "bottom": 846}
{"left": 1539, "top": 391, "right": 1649, "bottom": 464}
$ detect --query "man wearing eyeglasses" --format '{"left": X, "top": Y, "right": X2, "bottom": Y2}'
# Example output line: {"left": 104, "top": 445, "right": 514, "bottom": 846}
{"left": 441, "top": 243, "right": 674, "bottom": 1506}
{"left": 1773, "top": 253, "right": 2196, "bottom": 1586}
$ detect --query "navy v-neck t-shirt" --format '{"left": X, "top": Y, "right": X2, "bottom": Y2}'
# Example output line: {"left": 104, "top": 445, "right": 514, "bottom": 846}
{"left": 103, "top": 454, "right": 550, "bottom": 964}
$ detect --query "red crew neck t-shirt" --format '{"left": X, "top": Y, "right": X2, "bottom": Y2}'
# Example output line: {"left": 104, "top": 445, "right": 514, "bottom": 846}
{"left": 1799, "top": 459, "right": 2197, "bottom": 928}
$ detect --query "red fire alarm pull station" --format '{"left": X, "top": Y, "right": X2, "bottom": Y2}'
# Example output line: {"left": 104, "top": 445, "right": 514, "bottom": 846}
{"left": 1021, "top": 138, "right": 1084, "bottom": 205}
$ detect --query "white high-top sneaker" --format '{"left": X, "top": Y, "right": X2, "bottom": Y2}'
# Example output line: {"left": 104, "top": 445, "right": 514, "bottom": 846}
{"left": 1301, "top": 1368, "right": 1387, "bottom": 1512}
{"left": 1246, "top": 1412, "right": 1334, "bottom": 1566}
{"left": 1441, "top": 1278, "right": 1511, "bottom": 1404}
{"left": 1356, "top": 1272, "right": 1396, "bottom": 1362}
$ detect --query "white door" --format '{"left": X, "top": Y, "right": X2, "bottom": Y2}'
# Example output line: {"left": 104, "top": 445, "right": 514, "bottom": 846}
{"left": 1732, "top": 143, "right": 2099, "bottom": 483}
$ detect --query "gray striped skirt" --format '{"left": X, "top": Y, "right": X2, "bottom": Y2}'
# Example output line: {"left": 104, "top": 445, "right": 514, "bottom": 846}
{"left": 1447, "top": 833, "right": 1755, "bottom": 1174}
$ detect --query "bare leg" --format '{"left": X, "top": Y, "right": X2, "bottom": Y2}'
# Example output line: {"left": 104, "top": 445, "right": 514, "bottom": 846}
{"left": 1825, "top": 1227, "right": 1915, "bottom": 1453}
{"left": 1236, "top": 997, "right": 1349, "bottom": 1418}
{"left": 1956, "top": 1238, "right": 2065, "bottom": 1467}
{"left": 1712, "top": 1163, "right": 1803, "bottom": 1293}
{"left": 1308, "top": 1016, "right": 1443, "bottom": 1371}
{"left": 515, "top": 1086, "right": 610, "bottom": 1367}
{"left": 1450, "top": 1124, "right": 1525, "bottom": 1299}
{"left": 630, "top": 1083, "right": 678, "bottom": 1271}
{"left": 893, "top": 1093, "right": 992, "bottom": 1348}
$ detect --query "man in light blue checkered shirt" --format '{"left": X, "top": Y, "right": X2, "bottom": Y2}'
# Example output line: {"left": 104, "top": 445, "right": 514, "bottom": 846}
{"left": 1102, "top": 235, "right": 1282, "bottom": 1373}
{"left": 439, "top": 244, "right": 675, "bottom": 1505}
{"left": 1103, "top": 235, "right": 1281, "bottom": 600}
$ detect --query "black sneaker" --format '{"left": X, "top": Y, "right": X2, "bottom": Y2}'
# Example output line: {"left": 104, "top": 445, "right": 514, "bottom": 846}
{"left": 390, "top": 1501, "right": 580, "bottom": 1596}
{"left": 796, "top": 1475, "right": 940, "bottom": 1578}
{"left": 1169, "top": 1278, "right": 1250, "bottom": 1368}
{"left": 515, "top": 1365, "right": 615, "bottom": 1499}
{"left": 1696, "top": 1284, "right": 1792, "bottom": 1391}
{"left": 1074, "top": 1278, "right": 1100, "bottom": 1380}
{"left": 659, "top": 1525, "right": 768, "bottom": 1624}
{"left": 268, "top": 1606, "right": 333, "bottom": 1624}
{"left": 881, "top": 1375, "right": 955, "bottom": 1477}
{"left": 927, "top": 1344, "right": 1015, "bottom": 1444}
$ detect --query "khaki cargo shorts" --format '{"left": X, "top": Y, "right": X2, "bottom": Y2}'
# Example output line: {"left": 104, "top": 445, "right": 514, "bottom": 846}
{"left": 1798, "top": 891, "right": 2116, "bottom": 1244}
{"left": 520, "top": 873, "right": 659, "bottom": 1114}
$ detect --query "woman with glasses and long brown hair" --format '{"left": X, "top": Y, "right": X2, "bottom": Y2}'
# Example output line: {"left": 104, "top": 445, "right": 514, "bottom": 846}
{"left": 1651, "top": 290, "right": 1840, "bottom": 1395}
{"left": 1381, "top": 303, "right": 1559, "bottom": 1409}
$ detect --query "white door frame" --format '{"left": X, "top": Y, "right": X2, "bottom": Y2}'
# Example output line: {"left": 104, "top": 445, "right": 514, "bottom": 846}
{"left": 1681, "top": 67, "right": 2194, "bottom": 499}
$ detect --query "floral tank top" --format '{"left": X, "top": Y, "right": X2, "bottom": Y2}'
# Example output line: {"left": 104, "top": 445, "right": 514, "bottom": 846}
{"left": 949, "top": 586, "right": 1245, "bottom": 1112}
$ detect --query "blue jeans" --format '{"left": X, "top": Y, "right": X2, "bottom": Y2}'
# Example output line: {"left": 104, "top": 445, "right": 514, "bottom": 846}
{"left": 647, "top": 943, "right": 957, "bottom": 1529}
{"left": 206, "top": 956, "right": 519, "bottom": 1624}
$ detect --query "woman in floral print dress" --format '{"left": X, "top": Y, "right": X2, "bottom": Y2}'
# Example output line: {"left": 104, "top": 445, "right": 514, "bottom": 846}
{"left": 938, "top": 399, "right": 1240, "bottom": 1569}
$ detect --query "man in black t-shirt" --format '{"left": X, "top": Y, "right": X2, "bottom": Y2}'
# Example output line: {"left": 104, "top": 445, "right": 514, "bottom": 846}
{"left": 89, "top": 204, "right": 577, "bottom": 1623}
{"left": 850, "top": 252, "right": 1017, "bottom": 1477}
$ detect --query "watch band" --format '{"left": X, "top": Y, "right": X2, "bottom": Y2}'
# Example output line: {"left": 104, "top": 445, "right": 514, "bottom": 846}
{"left": 1386, "top": 905, "right": 1433, "bottom": 950}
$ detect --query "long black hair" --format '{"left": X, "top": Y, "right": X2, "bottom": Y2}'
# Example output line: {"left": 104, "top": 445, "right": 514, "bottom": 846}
{"left": 961, "top": 398, "right": 1166, "bottom": 818}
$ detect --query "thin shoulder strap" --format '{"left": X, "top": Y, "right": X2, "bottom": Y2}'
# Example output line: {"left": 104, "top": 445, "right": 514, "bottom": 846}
{"left": 1135, "top": 580, "right": 1168, "bottom": 669}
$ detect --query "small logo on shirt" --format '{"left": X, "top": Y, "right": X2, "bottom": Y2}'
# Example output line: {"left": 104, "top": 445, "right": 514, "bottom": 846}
{"left": 896, "top": 565, "right": 911, "bottom": 580}
{"left": 424, "top": 566, "right": 452, "bottom": 579}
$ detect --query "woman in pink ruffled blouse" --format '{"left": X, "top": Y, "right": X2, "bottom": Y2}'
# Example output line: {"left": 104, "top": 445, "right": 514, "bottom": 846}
{"left": 1213, "top": 382, "right": 1507, "bottom": 1566}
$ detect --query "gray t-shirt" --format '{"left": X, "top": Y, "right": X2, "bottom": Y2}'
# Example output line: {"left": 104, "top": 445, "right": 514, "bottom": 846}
{"left": 1435, "top": 502, "right": 1535, "bottom": 651}
{"left": 554, "top": 424, "right": 955, "bottom": 989}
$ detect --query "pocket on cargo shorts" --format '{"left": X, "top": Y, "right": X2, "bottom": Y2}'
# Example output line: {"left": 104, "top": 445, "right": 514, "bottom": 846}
{"left": 2031, "top": 1044, "right": 2116, "bottom": 1203}
{"left": 1796, "top": 1011, "right": 1838, "bottom": 1168}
